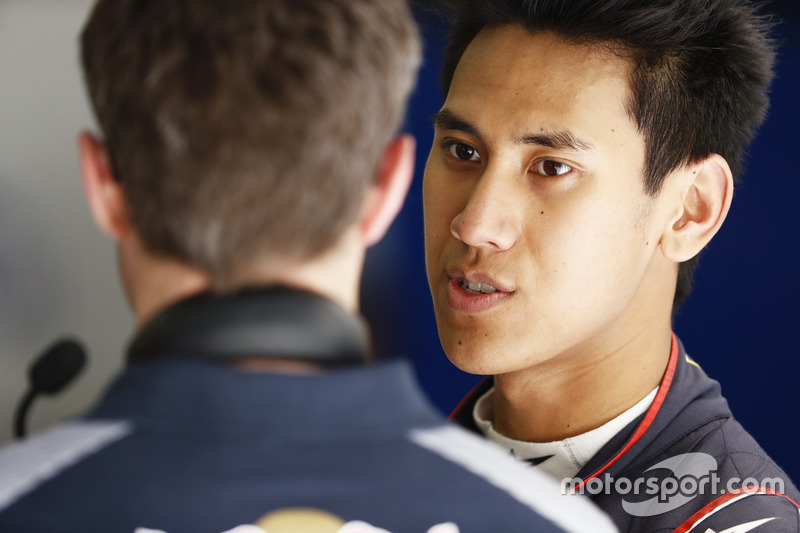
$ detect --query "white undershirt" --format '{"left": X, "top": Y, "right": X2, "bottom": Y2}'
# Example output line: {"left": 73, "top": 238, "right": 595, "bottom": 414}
{"left": 473, "top": 386, "right": 658, "bottom": 481}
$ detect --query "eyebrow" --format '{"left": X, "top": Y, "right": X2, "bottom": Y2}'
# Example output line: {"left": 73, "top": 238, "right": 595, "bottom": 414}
{"left": 519, "top": 131, "right": 595, "bottom": 152}
{"left": 432, "top": 108, "right": 595, "bottom": 153}
{"left": 432, "top": 108, "right": 482, "bottom": 139}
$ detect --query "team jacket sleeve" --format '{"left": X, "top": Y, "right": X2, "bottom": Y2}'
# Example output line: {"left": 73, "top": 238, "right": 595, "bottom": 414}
{"left": 673, "top": 487, "right": 800, "bottom": 533}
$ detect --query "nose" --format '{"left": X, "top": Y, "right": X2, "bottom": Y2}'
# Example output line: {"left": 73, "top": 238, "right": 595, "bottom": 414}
{"left": 450, "top": 166, "right": 522, "bottom": 252}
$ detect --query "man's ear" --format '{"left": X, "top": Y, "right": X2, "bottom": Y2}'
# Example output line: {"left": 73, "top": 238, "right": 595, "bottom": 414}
{"left": 359, "top": 134, "right": 416, "bottom": 246}
{"left": 660, "top": 154, "right": 734, "bottom": 263}
{"left": 78, "top": 132, "right": 131, "bottom": 239}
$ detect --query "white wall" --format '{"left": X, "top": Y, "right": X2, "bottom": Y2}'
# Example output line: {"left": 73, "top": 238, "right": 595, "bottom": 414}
{"left": 0, "top": 0, "right": 130, "bottom": 444}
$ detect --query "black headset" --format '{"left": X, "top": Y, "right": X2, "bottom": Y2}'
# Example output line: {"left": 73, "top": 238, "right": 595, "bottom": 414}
{"left": 127, "top": 286, "right": 369, "bottom": 366}
{"left": 16, "top": 286, "right": 368, "bottom": 438}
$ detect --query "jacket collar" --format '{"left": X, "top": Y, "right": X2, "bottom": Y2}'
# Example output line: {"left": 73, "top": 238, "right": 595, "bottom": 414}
{"left": 450, "top": 334, "right": 730, "bottom": 484}
{"left": 127, "top": 286, "right": 369, "bottom": 367}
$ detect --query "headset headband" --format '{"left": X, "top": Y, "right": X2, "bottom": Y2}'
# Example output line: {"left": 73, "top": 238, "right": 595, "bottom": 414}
{"left": 127, "top": 286, "right": 369, "bottom": 367}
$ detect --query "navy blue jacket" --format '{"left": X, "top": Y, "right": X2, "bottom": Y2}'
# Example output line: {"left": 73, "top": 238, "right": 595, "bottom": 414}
{"left": 451, "top": 335, "right": 800, "bottom": 532}
{"left": 0, "top": 289, "right": 615, "bottom": 533}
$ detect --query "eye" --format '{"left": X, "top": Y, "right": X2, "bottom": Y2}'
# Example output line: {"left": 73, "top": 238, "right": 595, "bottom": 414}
{"left": 446, "top": 142, "right": 481, "bottom": 162}
{"left": 532, "top": 160, "right": 573, "bottom": 177}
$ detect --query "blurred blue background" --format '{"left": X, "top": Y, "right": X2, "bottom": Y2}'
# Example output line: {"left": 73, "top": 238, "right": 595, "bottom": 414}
{"left": 0, "top": 0, "right": 795, "bottom": 487}
{"left": 362, "top": 1, "right": 800, "bottom": 484}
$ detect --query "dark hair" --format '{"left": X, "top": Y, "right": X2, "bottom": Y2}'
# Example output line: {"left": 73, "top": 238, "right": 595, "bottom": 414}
{"left": 81, "top": 0, "right": 420, "bottom": 289}
{"left": 438, "top": 0, "right": 776, "bottom": 306}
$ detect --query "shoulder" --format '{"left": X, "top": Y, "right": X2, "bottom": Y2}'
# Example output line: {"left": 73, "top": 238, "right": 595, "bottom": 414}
{"left": 411, "top": 424, "right": 618, "bottom": 532}
{"left": 672, "top": 486, "right": 800, "bottom": 532}
{"left": 673, "top": 416, "right": 800, "bottom": 532}
{"left": 584, "top": 345, "right": 799, "bottom": 531}
{"left": 611, "top": 407, "right": 800, "bottom": 531}
{"left": 0, "top": 420, "right": 132, "bottom": 513}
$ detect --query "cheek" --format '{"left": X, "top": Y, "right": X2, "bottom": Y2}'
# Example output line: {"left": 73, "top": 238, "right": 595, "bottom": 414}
{"left": 528, "top": 200, "right": 645, "bottom": 292}
{"left": 422, "top": 199, "right": 443, "bottom": 254}
{"left": 422, "top": 189, "right": 449, "bottom": 279}
{"left": 422, "top": 178, "right": 456, "bottom": 245}
{"left": 421, "top": 169, "right": 438, "bottom": 225}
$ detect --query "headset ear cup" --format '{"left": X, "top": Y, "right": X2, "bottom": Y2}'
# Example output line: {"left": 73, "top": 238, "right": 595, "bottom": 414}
{"left": 126, "top": 286, "right": 369, "bottom": 367}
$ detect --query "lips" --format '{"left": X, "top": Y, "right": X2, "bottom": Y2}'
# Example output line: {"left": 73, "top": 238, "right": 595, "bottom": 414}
{"left": 445, "top": 269, "right": 513, "bottom": 314}
{"left": 459, "top": 279, "right": 498, "bottom": 294}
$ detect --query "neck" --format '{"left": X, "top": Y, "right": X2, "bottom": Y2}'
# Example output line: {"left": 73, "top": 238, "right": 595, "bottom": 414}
{"left": 492, "top": 323, "right": 671, "bottom": 443}
{"left": 491, "top": 261, "right": 676, "bottom": 443}
{"left": 227, "top": 229, "right": 364, "bottom": 315}
{"left": 118, "top": 237, "right": 210, "bottom": 328}
{"left": 121, "top": 228, "right": 364, "bottom": 328}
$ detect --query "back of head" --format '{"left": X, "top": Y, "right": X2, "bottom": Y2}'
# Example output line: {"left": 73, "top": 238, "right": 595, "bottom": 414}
{"left": 438, "top": 0, "right": 776, "bottom": 305}
{"left": 81, "top": 0, "right": 420, "bottom": 289}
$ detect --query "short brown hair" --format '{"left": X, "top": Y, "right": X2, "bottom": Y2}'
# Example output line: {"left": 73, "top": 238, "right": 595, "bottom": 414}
{"left": 81, "top": 0, "right": 421, "bottom": 287}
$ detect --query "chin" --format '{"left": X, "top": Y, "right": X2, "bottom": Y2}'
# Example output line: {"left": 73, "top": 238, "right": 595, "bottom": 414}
{"left": 443, "top": 331, "right": 563, "bottom": 376}
{"left": 442, "top": 338, "right": 508, "bottom": 376}
{"left": 446, "top": 354, "right": 490, "bottom": 376}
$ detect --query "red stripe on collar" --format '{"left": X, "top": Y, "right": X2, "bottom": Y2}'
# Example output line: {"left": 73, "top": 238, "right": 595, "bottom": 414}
{"left": 574, "top": 333, "right": 679, "bottom": 490}
{"left": 449, "top": 379, "right": 488, "bottom": 421}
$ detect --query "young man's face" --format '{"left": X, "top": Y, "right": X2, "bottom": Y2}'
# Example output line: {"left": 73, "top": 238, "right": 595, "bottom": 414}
{"left": 423, "top": 25, "right": 678, "bottom": 375}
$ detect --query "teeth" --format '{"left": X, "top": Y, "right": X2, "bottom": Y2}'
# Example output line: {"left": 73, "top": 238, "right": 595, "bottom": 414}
{"left": 461, "top": 280, "right": 498, "bottom": 295}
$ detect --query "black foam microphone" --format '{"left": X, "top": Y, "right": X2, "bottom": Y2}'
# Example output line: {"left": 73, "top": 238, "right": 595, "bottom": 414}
{"left": 14, "top": 339, "right": 88, "bottom": 439}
